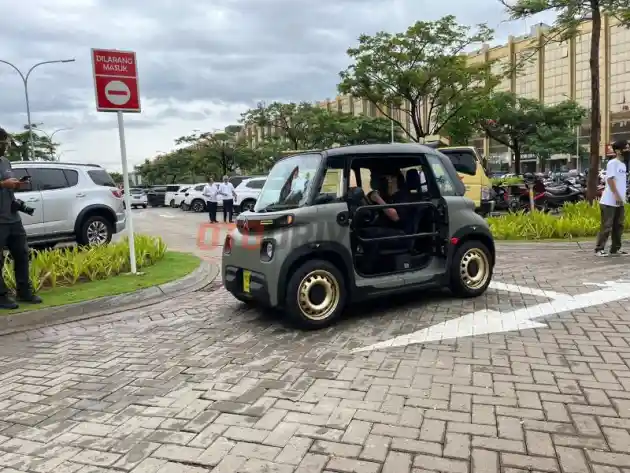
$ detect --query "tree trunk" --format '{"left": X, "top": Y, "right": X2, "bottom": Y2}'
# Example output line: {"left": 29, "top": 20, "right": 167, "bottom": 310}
{"left": 513, "top": 146, "right": 521, "bottom": 175}
{"left": 587, "top": 2, "right": 602, "bottom": 202}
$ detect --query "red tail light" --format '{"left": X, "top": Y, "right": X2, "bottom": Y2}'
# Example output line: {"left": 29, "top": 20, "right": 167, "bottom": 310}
{"left": 111, "top": 189, "right": 122, "bottom": 198}
{"left": 224, "top": 235, "right": 232, "bottom": 254}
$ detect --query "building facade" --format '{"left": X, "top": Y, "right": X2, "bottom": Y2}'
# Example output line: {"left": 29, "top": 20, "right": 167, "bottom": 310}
{"left": 240, "top": 16, "right": 630, "bottom": 172}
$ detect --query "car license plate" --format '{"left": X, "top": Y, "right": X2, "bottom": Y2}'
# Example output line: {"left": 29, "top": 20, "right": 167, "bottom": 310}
{"left": 133, "top": 196, "right": 140, "bottom": 199}
{"left": 243, "top": 270, "right": 251, "bottom": 293}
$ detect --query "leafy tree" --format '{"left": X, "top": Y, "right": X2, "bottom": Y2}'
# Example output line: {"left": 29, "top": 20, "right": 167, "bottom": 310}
{"left": 472, "top": 92, "right": 585, "bottom": 173}
{"left": 338, "top": 15, "right": 499, "bottom": 142}
{"left": 4, "top": 130, "right": 57, "bottom": 161}
{"left": 240, "top": 102, "right": 320, "bottom": 149}
{"left": 109, "top": 172, "right": 123, "bottom": 184}
{"left": 523, "top": 126, "right": 588, "bottom": 172}
{"left": 500, "top": 0, "right": 630, "bottom": 198}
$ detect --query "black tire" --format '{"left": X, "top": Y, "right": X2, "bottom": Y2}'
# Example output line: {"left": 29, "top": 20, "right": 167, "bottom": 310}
{"left": 284, "top": 259, "right": 347, "bottom": 329}
{"left": 449, "top": 240, "right": 493, "bottom": 298}
{"left": 169, "top": 199, "right": 175, "bottom": 207}
{"left": 142, "top": 204, "right": 147, "bottom": 208}
{"left": 240, "top": 199, "right": 256, "bottom": 213}
{"left": 191, "top": 199, "right": 206, "bottom": 212}
{"left": 77, "top": 216, "right": 113, "bottom": 246}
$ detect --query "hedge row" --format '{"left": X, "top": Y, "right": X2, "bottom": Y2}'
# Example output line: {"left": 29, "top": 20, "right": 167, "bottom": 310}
{"left": 488, "top": 201, "right": 630, "bottom": 240}
{"left": 2, "top": 235, "right": 167, "bottom": 292}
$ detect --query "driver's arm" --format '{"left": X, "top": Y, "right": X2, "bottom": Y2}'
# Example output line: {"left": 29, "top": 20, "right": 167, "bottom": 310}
{"left": 370, "top": 191, "right": 399, "bottom": 221}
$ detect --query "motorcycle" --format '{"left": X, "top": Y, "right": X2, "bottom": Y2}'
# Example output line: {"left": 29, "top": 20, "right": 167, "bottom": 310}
{"left": 508, "top": 178, "right": 584, "bottom": 212}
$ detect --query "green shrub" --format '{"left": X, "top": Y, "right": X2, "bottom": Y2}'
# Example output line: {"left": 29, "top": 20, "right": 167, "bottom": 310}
{"left": 491, "top": 176, "right": 523, "bottom": 187}
{"left": 2, "top": 234, "right": 167, "bottom": 292}
{"left": 488, "top": 201, "right": 630, "bottom": 240}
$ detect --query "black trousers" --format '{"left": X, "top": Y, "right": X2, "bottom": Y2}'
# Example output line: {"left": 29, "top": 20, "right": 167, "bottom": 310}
{"left": 222, "top": 199, "right": 234, "bottom": 222}
{"left": 208, "top": 201, "right": 218, "bottom": 222}
{"left": 595, "top": 203, "right": 625, "bottom": 252}
{"left": 0, "top": 221, "right": 31, "bottom": 297}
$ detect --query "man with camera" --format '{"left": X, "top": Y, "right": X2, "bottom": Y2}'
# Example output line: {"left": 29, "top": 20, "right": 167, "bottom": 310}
{"left": 0, "top": 128, "right": 42, "bottom": 309}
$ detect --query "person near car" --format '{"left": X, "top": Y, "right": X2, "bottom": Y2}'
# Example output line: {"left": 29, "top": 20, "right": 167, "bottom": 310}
{"left": 595, "top": 139, "right": 629, "bottom": 257}
{"left": 0, "top": 127, "right": 42, "bottom": 309}
{"left": 218, "top": 175, "right": 237, "bottom": 223}
{"left": 203, "top": 177, "right": 219, "bottom": 223}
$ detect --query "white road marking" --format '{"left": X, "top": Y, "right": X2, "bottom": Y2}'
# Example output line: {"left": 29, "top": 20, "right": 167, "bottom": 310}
{"left": 353, "top": 280, "right": 630, "bottom": 353}
{"left": 159, "top": 214, "right": 174, "bottom": 218}
{"left": 488, "top": 281, "right": 566, "bottom": 300}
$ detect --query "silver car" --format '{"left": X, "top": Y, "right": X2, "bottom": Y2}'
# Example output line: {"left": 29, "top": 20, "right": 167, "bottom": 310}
{"left": 11, "top": 161, "right": 126, "bottom": 249}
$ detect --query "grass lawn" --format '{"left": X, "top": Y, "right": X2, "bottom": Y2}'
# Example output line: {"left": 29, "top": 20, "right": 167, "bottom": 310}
{"left": 4, "top": 251, "right": 201, "bottom": 314}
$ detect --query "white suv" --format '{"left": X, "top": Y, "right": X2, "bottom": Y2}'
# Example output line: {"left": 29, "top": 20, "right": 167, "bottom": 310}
{"left": 11, "top": 162, "right": 126, "bottom": 249}
{"left": 181, "top": 183, "right": 208, "bottom": 212}
{"left": 235, "top": 177, "right": 266, "bottom": 212}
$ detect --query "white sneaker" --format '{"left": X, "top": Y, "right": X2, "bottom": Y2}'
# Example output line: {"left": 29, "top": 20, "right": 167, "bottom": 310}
{"left": 595, "top": 250, "right": 609, "bottom": 257}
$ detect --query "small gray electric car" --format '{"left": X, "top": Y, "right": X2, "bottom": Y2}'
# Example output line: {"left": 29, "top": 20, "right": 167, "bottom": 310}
{"left": 222, "top": 143, "right": 495, "bottom": 329}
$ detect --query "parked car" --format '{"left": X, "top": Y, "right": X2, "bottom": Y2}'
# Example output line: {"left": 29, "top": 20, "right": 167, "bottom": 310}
{"left": 222, "top": 144, "right": 495, "bottom": 329}
{"left": 10, "top": 161, "right": 126, "bottom": 249}
{"left": 235, "top": 177, "right": 266, "bottom": 212}
{"left": 172, "top": 186, "right": 190, "bottom": 207}
{"left": 129, "top": 188, "right": 148, "bottom": 208}
{"left": 165, "top": 184, "right": 188, "bottom": 208}
{"left": 147, "top": 186, "right": 167, "bottom": 207}
{"left": 181, "top": 183, "right": 207, "bottom": 212}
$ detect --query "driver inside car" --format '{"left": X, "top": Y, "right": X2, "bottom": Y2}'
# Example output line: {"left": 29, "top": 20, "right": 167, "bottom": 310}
{"left": 367, "top": 174, "right": 400, "bottom": 224}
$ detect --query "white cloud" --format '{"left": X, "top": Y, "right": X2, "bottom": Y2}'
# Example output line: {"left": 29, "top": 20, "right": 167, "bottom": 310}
{"left": 0, "top": 0, "right": 555, "bottom": 172}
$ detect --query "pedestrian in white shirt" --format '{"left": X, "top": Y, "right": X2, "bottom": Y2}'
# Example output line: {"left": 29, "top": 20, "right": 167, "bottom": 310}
{"left": 595, "top": 140, "right": 629, "bottom": 256}
{"left": 218, "top": 175, "right": 237, "bottom": 223}
{"left": 202, "top": 177, "right": 219, "bottom": 223}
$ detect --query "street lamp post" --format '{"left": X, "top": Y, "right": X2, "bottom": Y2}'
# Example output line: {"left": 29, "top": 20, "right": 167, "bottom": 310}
{"left": 0, "top": 58, "right": 75, "bottom": 160}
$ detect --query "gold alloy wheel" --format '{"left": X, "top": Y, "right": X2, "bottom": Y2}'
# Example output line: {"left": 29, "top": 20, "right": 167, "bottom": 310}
{"left": 459, "top": 247, "right": 490, "bottom": 290}
{"left": 297, "top": 270, "right": 341, "bottom": 320}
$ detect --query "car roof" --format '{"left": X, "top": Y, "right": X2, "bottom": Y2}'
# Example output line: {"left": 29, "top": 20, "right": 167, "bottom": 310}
{"left": 323, "top": 143, "right": 437, "bottom": 158}
{"left": 12, "top": 161, "right": 102, "bottom": 168}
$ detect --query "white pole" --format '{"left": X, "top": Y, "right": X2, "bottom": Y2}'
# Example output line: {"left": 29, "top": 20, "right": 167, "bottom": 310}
{"left": 391, "top": 119, "right": 394, "bottom": 143}
{"left": 117, "top": 111, "right": 137, "bottom": 274}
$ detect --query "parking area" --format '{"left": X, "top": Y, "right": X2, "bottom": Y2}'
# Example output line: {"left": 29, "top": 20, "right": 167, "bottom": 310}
{"left": 1, "top": 207, "right": 630, "bottom": 472}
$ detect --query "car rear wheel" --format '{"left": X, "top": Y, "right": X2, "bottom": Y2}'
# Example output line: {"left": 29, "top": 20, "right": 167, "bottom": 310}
{"left": 285, "top": 259, "right": 346, "bottom": 329}
{"left": 78, "top": 216, "right": 113, "bottom": 246}
{"left": 169, "top": 199, "right": 175, "bottom": 207}
{"left": 142, "top": 204, "right": 147, "bottom": 208}
{"left": 449, "top": 240, "right": 492, "bottom": 297}
{"left": 191, "top": 199, "right": 206, "bottom": 212}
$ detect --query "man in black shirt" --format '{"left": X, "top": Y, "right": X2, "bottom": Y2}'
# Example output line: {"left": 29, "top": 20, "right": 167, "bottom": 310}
{"left": 0, "top": 128, "right": 42, "bottom": 309}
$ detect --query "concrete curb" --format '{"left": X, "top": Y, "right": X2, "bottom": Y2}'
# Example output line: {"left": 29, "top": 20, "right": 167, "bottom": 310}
{"left": 0, "top": 260, "right": 220, "bottom": 336}
{"left": 497, "top": 239, "right": 630, "bottom": 250}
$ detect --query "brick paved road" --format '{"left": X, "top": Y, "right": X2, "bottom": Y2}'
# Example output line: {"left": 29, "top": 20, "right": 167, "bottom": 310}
{"left": 2, "top": 216, "right": 630, "bottom": 471}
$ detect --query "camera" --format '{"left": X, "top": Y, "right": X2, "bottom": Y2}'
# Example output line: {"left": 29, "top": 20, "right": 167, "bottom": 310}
{"left": 11, "top": 199, "right": 34, "bottom": 216}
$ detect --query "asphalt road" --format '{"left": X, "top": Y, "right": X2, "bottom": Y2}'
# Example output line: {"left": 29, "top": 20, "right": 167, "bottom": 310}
{"left": 1, "top": 207, "right": 630, "bottom": 472}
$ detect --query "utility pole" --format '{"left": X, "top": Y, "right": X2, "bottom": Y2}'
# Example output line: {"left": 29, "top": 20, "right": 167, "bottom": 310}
{"left": 0, "top": 59, "right": 75, "bottom": 159}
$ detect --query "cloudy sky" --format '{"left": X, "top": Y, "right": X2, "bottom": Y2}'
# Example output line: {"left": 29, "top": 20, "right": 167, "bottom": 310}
{"left": 0, "top": 0, "right": 553, "bottom": 172}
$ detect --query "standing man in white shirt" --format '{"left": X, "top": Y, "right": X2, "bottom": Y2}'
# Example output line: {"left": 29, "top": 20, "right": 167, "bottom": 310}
{"left": 218, "top": 175, "right": 237, "bottom": 223}
{"left": 595, "top": 140, "right": 629, "bottom": 256}
{"left": 203, "top": 176, "right": 219, "bottom": 223}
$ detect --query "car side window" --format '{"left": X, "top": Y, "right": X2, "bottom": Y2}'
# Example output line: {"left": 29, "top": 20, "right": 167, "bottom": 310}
{"left": 425, "top": 155, "right": 456, "bottom": 196}
{"left": 11, "top": 168, "right": 29, "bottom": 193}
{"left": 63, "top": 170, "right": 79, "bottom": 187}
{"left": 195, "top": 185, "right": 204, "bottom": 191}
{"left": 28, "top": 168, "right": 69, "bottom": 191}
{"left": 246, "top": 180, "right": 265, "bottom": 189}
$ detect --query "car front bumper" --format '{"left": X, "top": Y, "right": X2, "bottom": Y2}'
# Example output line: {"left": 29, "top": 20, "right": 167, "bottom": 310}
{"left": 223, "top": 265, "right": 271, "bottom": 306}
